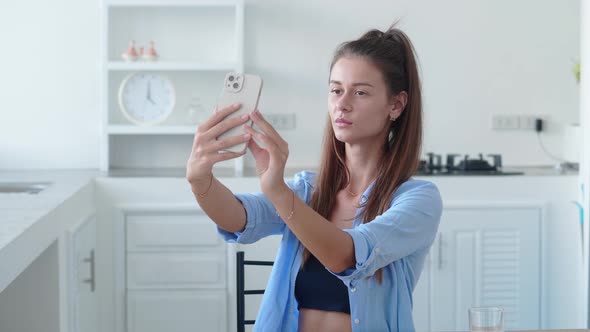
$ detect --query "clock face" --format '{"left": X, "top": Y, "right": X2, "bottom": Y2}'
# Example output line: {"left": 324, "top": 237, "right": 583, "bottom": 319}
{"left": 118, "top": 72, "right": 176, "bottom": 125}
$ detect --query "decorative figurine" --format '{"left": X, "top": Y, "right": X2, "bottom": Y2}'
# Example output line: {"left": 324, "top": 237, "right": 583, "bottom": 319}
{"left": 142, "top": 40, "right": 159, "bottom": 61}
{"left": 121, "top": 40, "right": 139, "bottom": 62}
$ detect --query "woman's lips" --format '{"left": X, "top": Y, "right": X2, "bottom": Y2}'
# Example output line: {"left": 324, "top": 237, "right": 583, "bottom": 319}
{"left": 335, "top": 117, "right": 352, "bottom": 127}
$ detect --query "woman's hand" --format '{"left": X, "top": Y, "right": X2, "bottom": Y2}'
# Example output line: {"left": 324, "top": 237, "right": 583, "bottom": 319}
{"left": 186, "top": 103, "right": 252, "bottom": 186}
{"left": 243, "top": 109, "right": 290, "bottom": 196}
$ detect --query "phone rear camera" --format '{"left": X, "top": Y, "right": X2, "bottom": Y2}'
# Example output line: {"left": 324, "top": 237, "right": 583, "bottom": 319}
{"left": 228, "top": 75, "right": 235, "bottom": 82}
{"left": 233, "top": 82, "right": 239, "bottom": 89}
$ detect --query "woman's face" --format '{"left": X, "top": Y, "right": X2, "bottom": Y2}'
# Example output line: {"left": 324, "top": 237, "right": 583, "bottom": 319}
{"left": 328, "top": 56, "right": 399, "bottom": 145}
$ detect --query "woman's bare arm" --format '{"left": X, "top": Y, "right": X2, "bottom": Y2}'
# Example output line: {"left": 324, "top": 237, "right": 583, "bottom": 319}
{"left": 186, "top": 103, "right": 252, "bottom": 233}
{"left": 190, "top": 175, "right": 246, "bottom": 233}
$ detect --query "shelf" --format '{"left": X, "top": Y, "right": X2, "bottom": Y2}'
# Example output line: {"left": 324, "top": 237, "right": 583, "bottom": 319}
{"left": 106, "top": 61, "right": 237, "bottom": 71}
{"left": 107, "top": 125, "right": 197, "bottom": 135}
{"left": 104, "top": 0, "right": 239, "bottom": 7}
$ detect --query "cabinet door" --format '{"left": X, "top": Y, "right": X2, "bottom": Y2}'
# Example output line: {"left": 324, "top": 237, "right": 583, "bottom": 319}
{"left": 126, "top": 289, "right": 227, "bottom": 332}
{"left": 121, "top": 208, "right": 229, "bottom": 332}
{"left": 71, "top": 215, "right": 98, "bottom": 332}
{"left": 430, "top": 206, "right": 541, "bottom": 331}
{"left": 412, "top": 252, "right": 431, "bottom": 332}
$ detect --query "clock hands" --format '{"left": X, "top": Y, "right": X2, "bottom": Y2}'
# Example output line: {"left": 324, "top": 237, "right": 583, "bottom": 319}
{"left": 146, "top": 80, "right": 155, "bottom": 105}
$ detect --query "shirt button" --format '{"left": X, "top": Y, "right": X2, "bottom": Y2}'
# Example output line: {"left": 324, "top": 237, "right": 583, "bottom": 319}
{"left": 375, "top": 247, "right": 381, "bottom": 253}
{"left": 350, "top": 287, "right": 356, "bottom": 293}
{"left": 354, "top": 319, "right": 360, "bottom": 324}
{"left": 360, "top": 196, "right": 367, "bottom": 204}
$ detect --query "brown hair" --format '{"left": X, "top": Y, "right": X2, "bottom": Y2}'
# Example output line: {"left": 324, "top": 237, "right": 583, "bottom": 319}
{"left": 303, "top": 23, "right": 423, "bottom": 282}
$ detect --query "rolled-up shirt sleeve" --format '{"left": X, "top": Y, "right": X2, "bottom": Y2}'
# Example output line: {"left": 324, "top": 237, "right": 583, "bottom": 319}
{"left": 331, "top": 181, "right": 443, "bottom": 287}
{"left": 216, "top": 171, "right": 315, "bottom": 244}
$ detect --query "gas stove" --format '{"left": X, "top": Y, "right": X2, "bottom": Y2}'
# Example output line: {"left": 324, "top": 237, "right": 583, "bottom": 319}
{"left": 416, "top": 153, "right": 524, "bottom": 176}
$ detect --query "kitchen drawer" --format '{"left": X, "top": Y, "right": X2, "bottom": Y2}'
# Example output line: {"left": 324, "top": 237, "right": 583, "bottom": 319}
{"left": 127, "top": 252, "right": 226, "bottom": 289}
{"left": 126, "top": 212, "right": 223, "bottom": 251}
{"left": 126, "top": 289, "right": 226, "bottom": 332}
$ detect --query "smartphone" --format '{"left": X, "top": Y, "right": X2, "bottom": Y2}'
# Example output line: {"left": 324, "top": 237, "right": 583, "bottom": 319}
{"left": 215, "top": 72, "right": 263, "bottom": 154}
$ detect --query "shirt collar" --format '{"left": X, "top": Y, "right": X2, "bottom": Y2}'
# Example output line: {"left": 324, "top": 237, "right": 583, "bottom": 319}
{"left": 360, "top": 179, "right": 377, "bottom": 204}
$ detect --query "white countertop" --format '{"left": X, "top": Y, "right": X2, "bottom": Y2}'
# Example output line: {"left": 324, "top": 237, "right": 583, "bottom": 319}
{"left": 106, "top": 165, "right": 580, "bottom": 178}
{"left": 0, "top": 169, "right": 101, "bottom": 251}
{"left": 0, "top": 169, "right": 101, "bottom": 293}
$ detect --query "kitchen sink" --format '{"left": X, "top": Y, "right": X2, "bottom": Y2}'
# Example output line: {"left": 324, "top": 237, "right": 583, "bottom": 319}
{"left": 0, "top": 182, "right": 52, "bottom": 194}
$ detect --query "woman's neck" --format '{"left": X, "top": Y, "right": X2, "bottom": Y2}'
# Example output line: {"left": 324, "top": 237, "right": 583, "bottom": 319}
{"left": 344, "top": 143, "right": 383, "bottom": 195}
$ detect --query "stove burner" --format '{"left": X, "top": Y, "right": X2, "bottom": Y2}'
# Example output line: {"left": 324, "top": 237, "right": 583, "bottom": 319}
{"left": 417, "top": 153, "right": 523, "bottom": 176}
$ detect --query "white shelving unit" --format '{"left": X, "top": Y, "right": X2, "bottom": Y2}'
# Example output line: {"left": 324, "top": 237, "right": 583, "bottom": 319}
{"left": 106, "top": 61, "right": 237, "bottom": 71}
{"left": 100, "top": 0, "right": 245, "bottom": 176}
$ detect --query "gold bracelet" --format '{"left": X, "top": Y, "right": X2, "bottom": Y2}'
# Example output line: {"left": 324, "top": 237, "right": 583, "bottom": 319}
{"left": 196, "top": 173, "right": 213, "bottom": 198}
{"left": 284, "top": 190, "right": 295, "bottom": 221}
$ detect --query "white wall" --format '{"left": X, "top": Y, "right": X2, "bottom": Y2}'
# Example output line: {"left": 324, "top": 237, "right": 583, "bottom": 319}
{"left": 0, "top": 0, "right": 101, "bottom": 169}
{"left": 0, "top": 0, "right": 580, "bottom": 169}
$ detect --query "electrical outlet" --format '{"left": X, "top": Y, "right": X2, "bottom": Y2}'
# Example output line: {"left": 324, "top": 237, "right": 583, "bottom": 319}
{"left": 491, "top": 114, "right": 520, "bottom": 130}
{"left": 263, "top": 113, "right": 296, "bottom": 130}
{"left": 520, "top": 115, "right": 546, "bottom": 131}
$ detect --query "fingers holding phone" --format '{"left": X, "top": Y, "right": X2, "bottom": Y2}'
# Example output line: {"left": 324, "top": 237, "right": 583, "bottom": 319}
{"left": 186, "top": 103, "right": 251, "bottom": 183}
{"left": 200, "top": 103, "right": 251, "bottom": 142}
{"left": 186, "top": 72, "right": 263, "bottom": 183}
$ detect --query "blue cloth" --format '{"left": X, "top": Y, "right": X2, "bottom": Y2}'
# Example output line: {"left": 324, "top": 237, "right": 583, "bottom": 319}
{"left": 217, "top": 171, "right": 443, "bottom": 332}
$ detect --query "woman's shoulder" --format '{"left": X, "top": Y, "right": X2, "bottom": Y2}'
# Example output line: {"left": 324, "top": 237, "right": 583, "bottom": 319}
{"left": 376, "top": 178, "right": 443, "bottom": 219}
{"left": 399, "top": 177, "right": 439, "bottom": 191}
{"left": 391, "top": 177, "right": 442, "bottom": 204}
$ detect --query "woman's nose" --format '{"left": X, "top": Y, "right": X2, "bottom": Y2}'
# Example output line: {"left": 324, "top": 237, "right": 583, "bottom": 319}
{"left": 336, "top": 103, "right": 351, "bottom": 112}
{"left": 336, "top": 96, "right": 352, "bottom": 112}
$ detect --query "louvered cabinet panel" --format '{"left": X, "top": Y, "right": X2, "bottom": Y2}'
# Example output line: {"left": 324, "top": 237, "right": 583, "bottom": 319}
{"left": 429, "top": 206, "right": 541, "bottom": 332}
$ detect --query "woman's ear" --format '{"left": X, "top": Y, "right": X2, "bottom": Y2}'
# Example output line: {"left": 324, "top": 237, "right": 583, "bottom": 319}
{"left": 389, "top": 91, "right": 408, "bottom": 120}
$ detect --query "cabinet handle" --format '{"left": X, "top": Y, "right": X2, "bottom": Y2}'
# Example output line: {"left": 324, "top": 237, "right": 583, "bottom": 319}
{"left": 437, "top": 233, "right": 443, "bottom": 270}
{"left": 82, "top": 249, "right": 95, "bottom": 292}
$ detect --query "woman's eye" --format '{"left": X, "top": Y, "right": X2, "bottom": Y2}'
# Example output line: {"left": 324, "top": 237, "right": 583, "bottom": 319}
{"left": 355, "top": 91, "right": 367, "bottom": 96}
{"left": 330, "top": 89, "right": 341, "bottom": 94}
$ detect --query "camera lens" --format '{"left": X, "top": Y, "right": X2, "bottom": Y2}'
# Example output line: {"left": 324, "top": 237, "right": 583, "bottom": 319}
{"left": 228, "top": 75, "right": 234, "bottom": 82}
{"left": 233, "top": 82, "right": 239, "bottom": 89}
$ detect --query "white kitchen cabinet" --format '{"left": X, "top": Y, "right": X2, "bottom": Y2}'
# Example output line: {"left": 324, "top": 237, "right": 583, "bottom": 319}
{"left": 116, "top": 205, "right": 228, "bottom": 332}
{"left": 127, "top": 289, "right": 226, "bottom": 332}
{"left": 413, "top": 202, "right": 543, "bottom": 332}
{"left": 100, "top": 0, "right": 246, "bottom": 174}
{"left": 67, "top": 214, "right": 98, "bottom": 332}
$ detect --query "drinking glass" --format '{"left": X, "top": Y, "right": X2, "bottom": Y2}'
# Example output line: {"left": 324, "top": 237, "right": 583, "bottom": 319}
{"left": 468, "top": 307, "right": 504, "bottom": 332}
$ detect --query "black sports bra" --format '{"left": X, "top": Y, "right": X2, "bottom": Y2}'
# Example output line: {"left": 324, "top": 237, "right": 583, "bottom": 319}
{"left": 294, "top": 254, "right": 351, "bottom": 314}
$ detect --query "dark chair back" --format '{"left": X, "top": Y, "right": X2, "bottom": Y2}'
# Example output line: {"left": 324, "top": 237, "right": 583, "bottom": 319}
{"left": 236, "top": 251, "right": 274, "bottom": 332}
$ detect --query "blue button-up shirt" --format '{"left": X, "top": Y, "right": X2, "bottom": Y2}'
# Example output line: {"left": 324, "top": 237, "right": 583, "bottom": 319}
{"left": 217, "top": 171, "right": 443, "bottom": 332}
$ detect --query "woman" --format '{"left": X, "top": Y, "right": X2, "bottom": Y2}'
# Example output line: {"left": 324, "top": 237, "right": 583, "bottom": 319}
{"left": 186, "top": 24, "right": 443, "bottom": 332}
